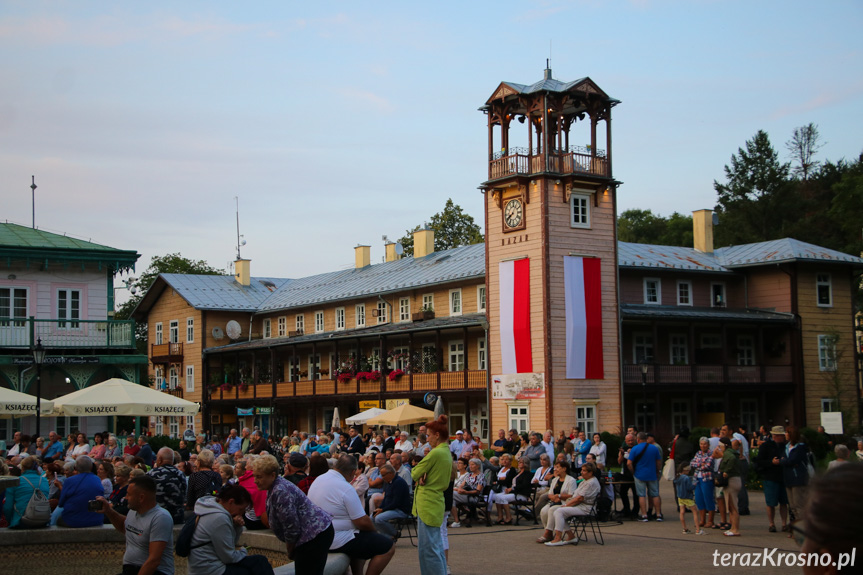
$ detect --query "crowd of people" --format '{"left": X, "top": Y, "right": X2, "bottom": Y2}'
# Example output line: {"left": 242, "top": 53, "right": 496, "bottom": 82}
{"left": 2, "top": 419, "right": 861, "bottom": 574}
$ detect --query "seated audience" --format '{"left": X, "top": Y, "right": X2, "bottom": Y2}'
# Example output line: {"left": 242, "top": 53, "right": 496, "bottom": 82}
{"left": 536, "top": 461, "right": 578, "bottom": 542}
{"left": 59, "top": 456, "right": 105, "bottom": 527}
{"left": 543, "top": 462, "right": 601, "bottom": 546}
{"left": 3, "top": 456, "right": 50, "bottom": 528}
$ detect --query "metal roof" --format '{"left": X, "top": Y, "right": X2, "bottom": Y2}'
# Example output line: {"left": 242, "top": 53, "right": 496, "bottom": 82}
{"left": 159, "top": 274, "right": 290, "bottom": 312}
{"left": 618, "top": 242, "right": 729, "bottom": 272}
{"left": 205, "top": 313, "right": 488, "bottom": 354}
{"left": 621, "top": 304, "right": 796, "bottom": 324}
{"left": 716, "top": 238, "right": 863, "bottom": 268}
{"left": 257, "top": 243, "right": 485, "bottom": 313}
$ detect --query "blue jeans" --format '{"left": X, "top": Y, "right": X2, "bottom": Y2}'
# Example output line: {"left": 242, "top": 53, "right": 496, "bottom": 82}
{"left": 223, "top": 554, "right": 275, "bottom": 575}
{"left": 694, "top": 479, "right": 714, "bottom": 511}
{"left": 418, "top": 517, "right": 447, "bottom": 575}
{"left": 374, "top": 509, "right": 408, "bottom": 538}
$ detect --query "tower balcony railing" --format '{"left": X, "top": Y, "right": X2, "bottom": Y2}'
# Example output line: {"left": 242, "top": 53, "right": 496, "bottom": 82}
{"left": 0, "top": 317, "right": 136, "bottom": 349}
{"left": 489, "top": 145, "right": 608, "bottom": 180}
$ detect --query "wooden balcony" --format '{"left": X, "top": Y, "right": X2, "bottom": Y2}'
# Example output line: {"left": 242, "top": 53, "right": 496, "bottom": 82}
{"left": 161, "top": 387, "right": 184, "bottom": 398}
{"left": 151, "top": 342, "right": 184, "bottom": 364}
{"left": 208, "top": 369, "right": 488, "bottom": 401}
{"left": 489, "top": 146, "right": 608, "bottom": 180}
{"left": 622, "top": 364, "right": 793, "bottom": 387}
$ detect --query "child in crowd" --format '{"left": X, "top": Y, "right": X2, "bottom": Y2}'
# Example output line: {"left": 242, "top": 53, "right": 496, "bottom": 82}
{"left": 674, "top": 464, "right": 702, "bottom": 535}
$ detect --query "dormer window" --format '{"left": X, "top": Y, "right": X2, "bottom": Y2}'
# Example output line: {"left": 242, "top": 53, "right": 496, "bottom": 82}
{"left": 711, "top": 283, "right": 726, "bottom": 308}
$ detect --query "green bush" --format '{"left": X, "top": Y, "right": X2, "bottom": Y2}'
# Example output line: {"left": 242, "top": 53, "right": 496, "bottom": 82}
{"left": 482, "top": 448, "right": 494, "bottom": 460}
{"left": 146, "top": 435, "right": 180, "bottom": 453}
{"left": 601, "top": 432, "right": 623, "bottom": 461}
{"left": 689, "top": 427, "right": 712, "bottom": 442}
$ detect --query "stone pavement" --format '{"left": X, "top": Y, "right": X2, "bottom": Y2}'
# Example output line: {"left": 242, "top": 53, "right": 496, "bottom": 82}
{"left": 386, "top": 479, "right": 802, "bottom": 575}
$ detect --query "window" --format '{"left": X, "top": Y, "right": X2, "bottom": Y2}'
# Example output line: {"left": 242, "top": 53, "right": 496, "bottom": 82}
{"left": 737, "top": 335, "right": 755, "bottom": 366}
{"left": 740, "top": 399, "right": 758, "bottom": 435}
{"left": 185, "top": 365, "right": 194, "bottom": 392}
{"left": 478, "top": 286, "right": 486, "bottom": 312}
{"left": 635, "top": 400, "right": 655, "bottom": 433}
{"left": 356, "top": 304, "right": 365, "bottom": 327}
{"left": 335, "top": 307, "right": 345, "bottom": 331}
{"left": 296, "top": 314, "right": 304, "bottom": 334}
{"left": 263, "top": 318, "right": 271, "bottom": 339}
{"left": 186, "top": 415, "right": 195, "bottom": 432}
{"left": 448, "top": 340, "right": 465, "bottom": 371}
{"left": 370, "top": 349, "right": 381, "bottom": 371}
{"left": 449, "top": 288, "right": 462, "bottom": 316}
{"left": 711, "top": 283, "right": 726, "bottom": 308}
{"left": 169, "top": 320, "right": 179, "bottom": 344}
{"left": 399, "top": 298, "right": 410, "bottom": 322}
{"left": 570, "top": 192, "right": 590, "bottom": 228}
{"left": 186, "top": 318, "right": 194, "bottom": 343}
{"left": 277, "top": 317, "right": 286, "bottom": 337}
{"left": 57, "top": 289, "right": 81, "bottom": 328}
{"left": 390, "top": 347, "right": 410, "bottom": 371}
{"left": 818, "top": 334, "right": 837, "bottom": 371}
{"left": 671, "top": 400, "right": 691, "bottom": 433}
{"left": 816, "top": 274, "right": 832, "bottom": 307}
{"left": 422, "top": 293, "right": 434, "bottom": 312}
{"left": 154, "top": 367, "right": 164, "bottom": 389}
{"left": 0, "top": 287, "right": 28, "bottom": 326}
{"left": 315, "top": 311, "right": 324, "bottom": 333}
{"left": 669, "top": 334, "right": 688, "bottom": 365}
{"left": 821, "top": 398, "right": 836, "bottom": 413}
{"left": 169, "top": 366, "right": 179, "bottom": 389}
{"left": 508, "top": 403, "right": 529, "bottom": 434}
{"left": 477, "top": 338, "right": 487, "bottom": 370}
{"left": 155, "top": 418, "right": 164, "bottom": 436}
{"left": 154, "top": 323, "right": 163, "bottom": 345}
{"left": 55, "top": 416, "right": 79, "bottom": 439}
{"left": 422, "top": 344, "right": 437, "bottom": 372}
{"left": 575, "top": 404, "right": 596, "bottom": 435}
{"left": 308, "top": 354, "right": 321, "bottom": 379}
{"left": 377, "top": 301, "right": 388, "bottom": 324}
{"left": 633, "top": 333, "right": 654, "bottom": 363}
{"left": 677, "top": 281, "right": 692, "bottom": 306}
{"left": 700, "top": 333, "right": 722, "bottom": 348}
{"left": 643, "top": 278, "right": 661, "bottom": 305}
{"left": 169, "top": 417, "right": 179, "bottom": 438}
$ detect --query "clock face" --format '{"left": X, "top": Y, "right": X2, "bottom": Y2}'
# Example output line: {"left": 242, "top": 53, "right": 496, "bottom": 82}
{"left": 504, "top": 198, "right": 523, "bottom": 229}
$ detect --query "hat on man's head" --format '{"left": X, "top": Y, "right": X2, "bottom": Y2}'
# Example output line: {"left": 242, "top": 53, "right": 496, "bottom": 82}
{"left": 770, "top": 426, "right": 786, "bottom": 435}
{"left": 288, "top": 453, "right": 308, "bottom": 468}
{"left": 455, "top": 430, "right": 464, "bottom": 435}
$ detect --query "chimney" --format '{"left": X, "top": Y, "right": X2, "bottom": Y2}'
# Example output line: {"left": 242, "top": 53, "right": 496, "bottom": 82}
{"left": 413, "top": 228, "right": 434, "bottom": 258}
{"left": 385, "top": 242, "right": 398, "bottom": 262}
{"left": 234, "top": 258, "right": 251, "bottom": 286}
{"left": 692, "top": 209, "right": 714, "bottom": 253}
{"left": 355, "top": 245, "right": 371, "bottom": 268}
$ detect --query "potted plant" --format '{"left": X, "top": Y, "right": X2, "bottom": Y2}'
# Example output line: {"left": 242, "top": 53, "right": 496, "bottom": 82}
{"left": 388, "top": 369, "right": 405, "bottom": 381}
{"left": 413, "top": 305, "right": 435, "bottom": 322}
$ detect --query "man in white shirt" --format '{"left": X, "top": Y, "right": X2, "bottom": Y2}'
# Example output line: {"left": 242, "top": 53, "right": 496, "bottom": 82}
{"left": 541, "top": 431, "right": 555, "bottom": 462}
{"left": 727, "top": 423, "right": 751, "bottom": 516}
{"left": 449, "top": 430, "right": 467, "bottom": 458}
{"left": 394, "top": 431, "right": 413, "bottom": 454}
{"left": 308, "top": 454, "right": 395, "bottom": 575}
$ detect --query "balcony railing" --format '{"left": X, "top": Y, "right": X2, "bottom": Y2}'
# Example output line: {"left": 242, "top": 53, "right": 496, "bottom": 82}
{"left": 622, "top": 364, "right": 793, "bottom": 386}
{"left": 151, "top": 343, "right": 184, "bottom": 362}
{"left": 208, "top": 369, "right": 488, "bottom": 401}
{"left": 489, "top": 146, "right": 608, "bottom": 180}
{"left": 0, "top": 317, "right": 136, "bottom": 349}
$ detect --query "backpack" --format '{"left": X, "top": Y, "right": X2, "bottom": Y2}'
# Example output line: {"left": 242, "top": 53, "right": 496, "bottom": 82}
{"left": 175, "top": 514, "right": 208, "bottom": 557}
{"left": 13, "top": 476, "right": 51, "bottom": 528}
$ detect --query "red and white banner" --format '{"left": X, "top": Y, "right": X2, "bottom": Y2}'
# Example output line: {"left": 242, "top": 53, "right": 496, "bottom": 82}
{"left": 564, "top": 256, "right": 603, "bottom": 379}
{"left": 499, "top": 258, "right": 533, "bottom": 374}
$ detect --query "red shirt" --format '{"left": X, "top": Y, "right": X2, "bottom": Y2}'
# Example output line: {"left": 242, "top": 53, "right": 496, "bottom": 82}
{"left": 124, "top": 444, "right": 140, "bottom": 456}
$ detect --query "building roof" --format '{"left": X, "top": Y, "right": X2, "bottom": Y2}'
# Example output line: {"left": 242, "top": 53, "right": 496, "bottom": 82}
{"left": 619, "top": 238, "right": 863, "bottom": 272}
{"left": 0, "top": 222, "right": 140, "bottom": 273}
{"left": 205, "top": 313, "right": 488, "bottom": 354}
{"left": 620, "top": 304, "right": 796, "bottom": 324}
{"left": 257, "top": 243, "right": 485, "bottom": 313}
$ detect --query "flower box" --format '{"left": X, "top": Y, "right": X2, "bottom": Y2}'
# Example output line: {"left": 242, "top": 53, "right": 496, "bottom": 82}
{"left": 412, "top": 310, "right": 435, "bottom": 321}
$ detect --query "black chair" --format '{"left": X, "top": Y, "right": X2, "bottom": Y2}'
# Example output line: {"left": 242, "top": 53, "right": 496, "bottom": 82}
{"left": 511, "top": 486, "right": 538, "bottom": 525}
{"left": 568, "top": 500, "right": 604, "bottom": 545}
{"left": 392, "top": 515, "right": 418, "bottom": 547}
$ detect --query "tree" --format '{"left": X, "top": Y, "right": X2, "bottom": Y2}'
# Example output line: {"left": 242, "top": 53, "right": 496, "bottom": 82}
{"left": 617, "top": 209, "right": 692, "bottom": 247}
{"left": 713, "top": 130, "right": 795, "bottom": 246}
{"left": 115, "top": 253, "right": 223, "bottom": 352}
{"left": 786, "top": 123, "right": 825, "bottom": 181}
{"left": 397, "top": 199, "right": 484, "bottom": 256}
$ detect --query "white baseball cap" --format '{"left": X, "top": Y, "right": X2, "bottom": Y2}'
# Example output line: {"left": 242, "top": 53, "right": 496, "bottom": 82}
{"left": 456, "top": 430, "right": 464, "bottom": 434}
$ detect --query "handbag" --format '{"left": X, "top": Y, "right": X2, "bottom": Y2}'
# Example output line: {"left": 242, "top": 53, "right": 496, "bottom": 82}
{"left": 661, "top": 458, "right": 675, "bottom": 481}
{"left": 713, "top": 473, "right": 728, "bottom": 488}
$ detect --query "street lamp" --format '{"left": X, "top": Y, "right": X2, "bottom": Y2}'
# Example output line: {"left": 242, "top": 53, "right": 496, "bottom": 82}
{"left": 640, "top": 361, "right": 649, "bottom": 430}
{"left": 33, "top": 338, "right": 46, "bottom": 437}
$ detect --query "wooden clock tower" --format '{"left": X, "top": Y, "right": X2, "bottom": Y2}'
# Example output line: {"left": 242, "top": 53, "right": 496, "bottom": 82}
{"left": 480, "top": 66, "right": 623, "bottom": 435}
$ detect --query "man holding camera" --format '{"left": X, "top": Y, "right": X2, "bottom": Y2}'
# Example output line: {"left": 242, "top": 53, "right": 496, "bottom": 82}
{"left": 99, "top": 474, "right": 174, "bottom": 575}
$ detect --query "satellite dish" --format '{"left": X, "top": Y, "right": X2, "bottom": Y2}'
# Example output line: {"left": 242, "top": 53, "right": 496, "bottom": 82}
{"left": 211, "top": 327, "right": 224, "bottom": 340}
{"left": 226, "top": 320, "right": 242, "bottom": 340}
{"left": 395, "top": 243, "right": 404, "bottom": 256}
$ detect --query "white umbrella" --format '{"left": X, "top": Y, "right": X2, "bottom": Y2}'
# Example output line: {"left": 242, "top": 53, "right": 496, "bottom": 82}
{"left": 53, "top": 378, "right": 199, "bottom": 417}
{"left": 333, "top": 407, "right": 341, "bottom": 429}
{"left": 0, "top": 387, "right": 54, "bottom": 417}
{"left": 345, "top": 407, "right": 387, "bottom": 425}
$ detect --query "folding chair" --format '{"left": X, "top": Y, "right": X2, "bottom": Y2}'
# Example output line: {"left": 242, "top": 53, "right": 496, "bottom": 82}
{"left": 511, "top": 486, "right": 538, "bottom": 525}
{"left": 568, "top": 500, "right": 604, "bottom": 545}
{"left": 393, "top": 515, "right": 418, "bottom": 547}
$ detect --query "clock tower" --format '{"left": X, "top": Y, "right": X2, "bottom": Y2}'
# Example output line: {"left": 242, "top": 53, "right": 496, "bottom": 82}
{"left": 480, "top": 66, "right": 623, "bottom": 435}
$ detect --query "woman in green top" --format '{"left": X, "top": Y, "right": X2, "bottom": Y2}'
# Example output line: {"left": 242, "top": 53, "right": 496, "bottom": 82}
{"left": 411, "top": 414, "right": 452, "bottom": 575}
{"left": 718, "top": 437, "right": 742, "bottom": 537}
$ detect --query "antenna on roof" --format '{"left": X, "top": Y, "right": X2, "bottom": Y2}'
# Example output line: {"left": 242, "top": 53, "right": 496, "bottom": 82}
{"left": 234, "top": 196, "right": 246, "bottom": 259}
{"left": 30, "top": 176, "right": 37, "bottom": 229}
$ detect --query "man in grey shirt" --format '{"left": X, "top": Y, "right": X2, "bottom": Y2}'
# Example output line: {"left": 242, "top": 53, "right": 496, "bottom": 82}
{"left": 99, "top": 474, "right": 174, "bottom": 575}
{"left": 525, "top": 432, "right": 547, "bottom": 472}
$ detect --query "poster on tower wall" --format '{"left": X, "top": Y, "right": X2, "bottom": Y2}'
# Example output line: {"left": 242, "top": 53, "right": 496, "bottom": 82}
{"left": 491, "top": 373, "right": 545, "bottom": 400}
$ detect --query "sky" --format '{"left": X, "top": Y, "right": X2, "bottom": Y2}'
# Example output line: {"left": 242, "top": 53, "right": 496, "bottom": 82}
{"left": 1, "top": 1, "right": 861, "bottom": 304}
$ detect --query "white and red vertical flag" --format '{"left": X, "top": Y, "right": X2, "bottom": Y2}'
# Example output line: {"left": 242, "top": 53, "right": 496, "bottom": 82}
{"left": 499, "top": 258, "right": 533, "bottom": 374}
{"left": 564, "top": 256, "right": 604, "bottom": 379}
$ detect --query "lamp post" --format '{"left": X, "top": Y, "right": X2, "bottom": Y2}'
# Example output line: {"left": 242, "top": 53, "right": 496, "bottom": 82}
{"left": 33, "top": 338, "right": 46, "bottom": 437}
{"left": 640, "top": 361, "right": 649, "bottom": 430}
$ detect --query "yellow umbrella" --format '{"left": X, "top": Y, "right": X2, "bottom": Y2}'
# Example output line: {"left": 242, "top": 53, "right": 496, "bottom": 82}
{"left": 366, "top": 403, "right": 435, "bottom": 426}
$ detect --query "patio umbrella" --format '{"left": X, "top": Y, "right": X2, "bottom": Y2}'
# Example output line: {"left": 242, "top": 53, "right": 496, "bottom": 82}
{"left": 433, "top": 396, "right": 444, "bottom": 419}
{"left": 345, "top": 407, "right": 387, "bottom": 425}
{"left": 332, "top": 407, "right": 341, "bottom": 429}
{"left": 52, "top": 378, "right": 199, "bottom": 417}
{"left": 366, "top": 403, "right": 435, "bottom": 427}
{"left": 0, "top": 387, "right": 54, "bottom": 417}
